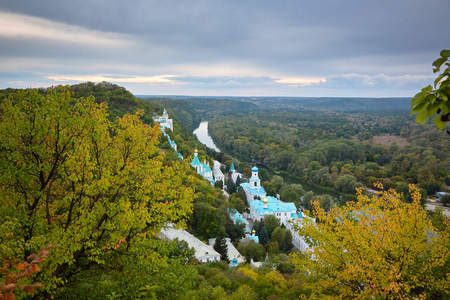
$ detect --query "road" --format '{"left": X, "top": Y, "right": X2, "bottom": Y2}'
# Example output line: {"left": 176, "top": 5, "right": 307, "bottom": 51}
{"left": 426, "top": 202, "right": 450, "bottom": 217}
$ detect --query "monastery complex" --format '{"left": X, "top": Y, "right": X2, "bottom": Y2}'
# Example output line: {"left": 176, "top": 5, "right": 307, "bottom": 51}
{"left": 155, "top": 109, "right": 311, "bottom": 257}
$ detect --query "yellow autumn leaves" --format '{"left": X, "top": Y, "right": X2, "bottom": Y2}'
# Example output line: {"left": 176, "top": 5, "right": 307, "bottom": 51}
{"left": 291, "top": 184, "right": 450, "bottom": 299}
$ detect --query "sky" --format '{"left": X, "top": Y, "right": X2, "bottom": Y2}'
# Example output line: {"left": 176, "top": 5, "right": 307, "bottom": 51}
{"left": 0, "top": 0, "right": 448, "bottom": 97}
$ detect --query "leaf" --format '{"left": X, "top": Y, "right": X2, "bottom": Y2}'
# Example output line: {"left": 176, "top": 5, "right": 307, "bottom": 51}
{"left": 15, "top": 262, "right": 27, "bottom": 270}
{"left": 440, "top": 101, "right": 450, "bottom": 115}
{"left": 435, "top": 73, "right": 448, "bottom": 88}
{"left": 421, "top": 85, "right": 433, "bottom": 93}
{"left": 30, "top": 264, "right": 40, "bottom": 273}
{"left": 439, "top": 79, "right": 450, "bottom": 89}
{"left": 411, "top": 101, "right": 428, "bottom": 115}
{"left": 436, "top": 91, "right": 448, "bottom": 101}
{"left": 411, "top": 92, "right": 426, "bottom": 108}
{"left": 3, "top": 292, "right": 15, "bottom": 300}
{"left": 22, "top": 285, "right": 35, "bottom": 294}
{"left": 434, "top": 116, "right": 445, "bottom": 130}
{"left": 4, "top": 284, "right": 16, "bottom": 292}
{"left": 432, "top": 57, "right": 447, "bottom": 72}
{"left": 440, "top": 49, "right": 450, "bottom": 58}
{"left": 415, "top": 111, "right": 428, "bottom": 124}
{"left": 427, "top": 100, "right": 441, "bottom": 118}
{"left": 26, "top": 254, "right": 37, "bottom": 261}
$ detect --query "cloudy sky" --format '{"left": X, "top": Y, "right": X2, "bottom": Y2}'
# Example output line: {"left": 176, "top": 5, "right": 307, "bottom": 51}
{"left": 0, "top": 0, "right": 448, "bottom": 97}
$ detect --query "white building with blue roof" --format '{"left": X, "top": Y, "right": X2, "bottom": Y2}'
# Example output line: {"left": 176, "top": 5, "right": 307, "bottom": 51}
{"left": 230, "top": 161, "right": 243, "bottom": 184}
{"left": 240, "top": 166, "right": 266, "bottom": 204}
{"left": 153, "top": 108, "right": 173, "bottom": 131}
{"left": 249, "top": 196, "right": 312, "bottom": 252}
{"left": 190, "top": 150, "right": 215, "bottom": 185}
{"left": 228, "top": 208, "right": 251, "bottom": 233}
{"left": 154, "top": 110, "right": 183, "bottom": 159}
{"left": 249, "top": 196, "right": 297, "bottom": 227}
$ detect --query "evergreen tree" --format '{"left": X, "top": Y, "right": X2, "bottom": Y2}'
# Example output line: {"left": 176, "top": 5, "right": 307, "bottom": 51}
{"left": 259, "top": 225, "right": 269, "bottom": 246}
{"left": 254, "top": 220, "right": 264, "bottom": 236}
{"left": 236, "top": 175, "right": 241, "bottom": 188}
{"left": 227, "top": 177, "right": 236, "bottom": 194}
{"left": 213, "top": 231, "right": 229, "bottom": 262}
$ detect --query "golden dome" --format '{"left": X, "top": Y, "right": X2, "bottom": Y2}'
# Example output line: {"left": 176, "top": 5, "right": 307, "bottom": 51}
{"left": 262, "top": 198, "right": 269, "bottom": 204}
{"left": 252, "top": 229, "right": 255, "bottom": 234}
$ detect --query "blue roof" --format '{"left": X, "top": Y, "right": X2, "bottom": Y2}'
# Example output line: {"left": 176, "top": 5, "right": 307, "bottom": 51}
{"left": 190, "top": 155, "right": 202, "bottom": 167}
{"left": 250, "top": 197, "right": 297, "bottom": 216}
{"left": 231, "top": 162, "right": 235, "bottom": 171}
{"left": 229, "top": 257, "right": 239, "bottom": 267}
{"left": 204, "top": 163, "right": 212, "bottom": 172}
{"left": 241, "top": 183, "right": 267, "bottom": 196}
{"left": 249, "top": 235, "right": 259, "bottom": 243}
{"left": 252, "top": 166, "right": 258, "bottom": 172}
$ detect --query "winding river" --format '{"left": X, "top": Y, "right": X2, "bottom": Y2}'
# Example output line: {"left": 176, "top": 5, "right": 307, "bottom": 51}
{"left": 193, "top": 121, "right": 220, "bottom": 152}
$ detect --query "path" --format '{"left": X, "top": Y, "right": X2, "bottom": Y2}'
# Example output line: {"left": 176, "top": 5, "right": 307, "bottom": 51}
{"left": 426, "top": 202, "right": 450, "bottom": 217}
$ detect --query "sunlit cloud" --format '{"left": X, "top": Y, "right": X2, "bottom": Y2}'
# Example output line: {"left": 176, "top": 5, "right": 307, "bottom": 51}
{"left": 275, "top": 76, "right": 326, "bottom": 87}
{"left": 47, "top": 74, "right": 183, "bottom": 85}
{"left": 0, "top": 11, "right": 135, "bottom": 47}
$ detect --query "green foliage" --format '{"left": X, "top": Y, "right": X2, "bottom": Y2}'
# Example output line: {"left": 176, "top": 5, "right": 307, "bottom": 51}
{"left": 0, "top": 87, "right": 195, "bottom": 296}
{"left": 226, "top": 220, "right": 245, "bottom": 244}
{"left": 411, "top": 50, "right": 450, "bottom": 132}
{"left": 145, "top": 97, "right": 201, "bottom": 133}
{"left": 237, "top": 240, "right": 265, "bottom": 263}
{"left": 55, "top": 238, "right": 198, "bottom": 299}
{"left": 264, "top": 215, "right": 280, "bottom": 239}
{"left": 69, "top": 82, "right": 157, "bottom": 124}
{"left": 213, "top": 231, "right": 229, "bottom": 262}
{"left": 227, "top": 177, "right": 237, "bottom": 194}
{"left": 228, "top": 191, "right": 246, "bottom": 213}
{"left": 207, "top": 103, "right": 449, "bottom": 197}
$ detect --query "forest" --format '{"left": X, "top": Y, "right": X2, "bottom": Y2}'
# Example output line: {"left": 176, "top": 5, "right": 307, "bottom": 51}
{"left": 206, "top": 105, "right": 449, "bottom": 204}
{"left": 1, "top": 75, "right": 450, "bottom": 299}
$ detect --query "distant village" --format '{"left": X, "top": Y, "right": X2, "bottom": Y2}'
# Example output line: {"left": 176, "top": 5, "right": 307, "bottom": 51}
{"left": 153, "top": 109, "right": 313, "bottom": 266}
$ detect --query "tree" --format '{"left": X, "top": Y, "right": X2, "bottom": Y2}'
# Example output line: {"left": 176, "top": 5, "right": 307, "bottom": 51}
{"left": 227, "top": 177, "right": 237, "bottom": 194}
{"left": 225, "top": 220, "right": 245, "bottom": 244}
{"left": 237, "top": 240, "right": 265, "bottom": 263}
{"left": 258, "top": 225, "right": 269, "bottom": 246}
{"left": 215, "top": 180, "right": 223, "bottom": 190}
{"left": 301, "top": 191, "right": 315, "bottom": 211}
{"left": 263, "top": 215, "right": 280, "bottom": 239}
{"left": 280, "top": 184, "right": 304, "bottom": 207}
{"left": 0, "top": 87, "right": 195, "bottom": 296}
{"left": 213, "top": 231, "right": 229, "bottom": 262}
{"left": 270, "top": 227, "right": 285, "bottom": 250}
{"left": 291, "top": 184, "right": 450, "bottom": 298}
{"left": 229, "top": 191, "right": 246, "bottom": 213}
{"left": 235, "top": 175, "right": 241, "bottom": 188}
{"left": 411, "top": 50, "right": 450, "bottom": 135}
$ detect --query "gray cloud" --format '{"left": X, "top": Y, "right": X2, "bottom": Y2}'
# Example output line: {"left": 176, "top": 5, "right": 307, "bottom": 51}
{"left": 0, "top": 0, "right": 448, "bottom": 96}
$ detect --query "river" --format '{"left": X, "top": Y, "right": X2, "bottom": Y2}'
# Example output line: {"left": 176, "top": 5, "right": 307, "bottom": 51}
{"left": 193, "top": 121, "right": 220, "bottom": 152}
{"left": 193, "top": 121, "right": 353, "bottom": 202}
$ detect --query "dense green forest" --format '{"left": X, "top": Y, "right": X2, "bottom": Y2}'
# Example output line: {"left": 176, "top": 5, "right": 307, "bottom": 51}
{"left": 206, "top": 106, "right": 449, "bottom": 201}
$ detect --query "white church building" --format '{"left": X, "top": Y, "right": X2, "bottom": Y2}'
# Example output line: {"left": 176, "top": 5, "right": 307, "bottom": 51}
{"left": 153, "top": 108, "right": 173, "bottom": 131}
{"left": 190, "top": 150, "right": 215, "bottom": 185}
{"left": 238, "top": 164, "right": 312, "bottom": 252}
{"left": 240, "top": 166, "right": 267, "bottom": 204}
